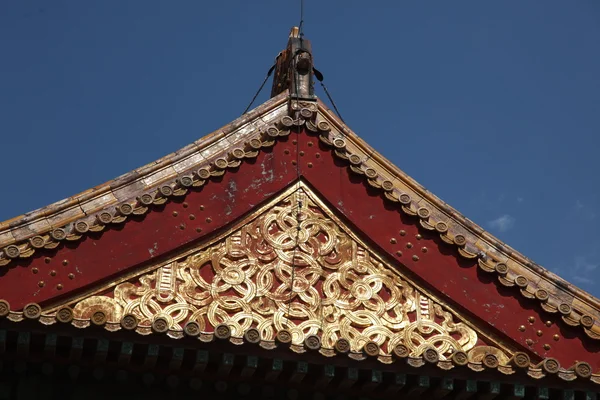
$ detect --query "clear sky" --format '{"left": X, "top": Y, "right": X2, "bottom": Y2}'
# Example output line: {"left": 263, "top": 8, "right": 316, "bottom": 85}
{"left": 1, "top": 2, "right": 599, "bottom": 295}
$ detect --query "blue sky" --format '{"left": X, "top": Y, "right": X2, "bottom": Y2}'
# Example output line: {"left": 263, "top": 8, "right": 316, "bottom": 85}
{"left": 1, "top": 2, "right": 599, "bottom": 295}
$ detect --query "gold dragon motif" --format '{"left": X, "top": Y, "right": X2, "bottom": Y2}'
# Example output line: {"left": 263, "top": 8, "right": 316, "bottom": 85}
{"left": 72, "top": 185, "right": 502, "bottom": 360}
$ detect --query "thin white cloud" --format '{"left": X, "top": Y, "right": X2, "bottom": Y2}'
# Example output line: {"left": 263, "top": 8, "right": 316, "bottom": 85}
{"left": 567, "top": 256, "right": 599, "bottom": 287}
{"left": 516, "top": 197, "right": 524, "bottom": 203}
{"left": 574, "top": 200, "right": 597, "bottom": 220}
{"left": 573, "top": 276, "right": 595, "bottom": 285}
{"left": 488, "top": 214, "right": 515, "bottom": 233}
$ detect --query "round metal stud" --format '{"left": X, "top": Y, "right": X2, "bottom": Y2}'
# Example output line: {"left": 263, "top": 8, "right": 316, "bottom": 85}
{"left": 515, "top": 276, "right": 529, "bottom": 288}
{"left": 276, "top": 329, "right": 292, "bottom": 344}
{"left": 393, "top": 344, "right": 409, "bottom": 358}
{"left": 535, "top": 289, "right": 549, "bottom": 301}
{"left": 23, "top": 303, "right": 42, "bottom": 320}
{"left": 452, "top": 351, "right": 469, "bottom": 366}
{"left": 417, "top": 207, "right": 430, "bottom": 219}
{"left": 248, "top": 138, "right": 262, "bottom": 150}
{"left": 423, "top": 348, "right": 439, "bottom": 364}
{"left": 118, "top": 203, "right": 133, "bottom": 216}
{"left": 139, "top": 193, "right": 154, "bottom": 205}
{"left": 121, "top": 314, "right": 138, "bottom": 331}
{"left": 349, "top": 154, "right": 362, "bottom": 165}
{"left": 518, "top": 325, "right": 525, "bottom": 332}
{"left": 494, "top": 263, "right": 509, "bottom": 275}
{"left": 231, "top": 148, "right": 245, "bottom": 160}
{"left": 56, "top": 306, "right": 73, "bottom": 323}
{"left": 574, "top": 361, "right": 592, "bottom": 378}
{"left": 483, "top": 354, "right": 499, "bottom": 369}
{"left": 4, "top": 245, "right": 20, "bottom": 259}
{"left": 541, "top": 358, "right": 560, "bottom": 374}
{"left": 159, "top": 185, "right": 173, "bottom": 197}
{"left": 543, "top": 344, "right": 551, "bottom": 351}
{"left": 197, "top": 167, "right": 211, "bottom": 179}
{"left": 399, "top": 193, "right": 411, "bottom": 205}
{"left": 152, "top": 316, "right": 169, "bottom": 333}
{"left": 29, "top": 236, "right": 46, "bottom": 249}
{"left": 317, "top": 121, "right": 331, "bottom": 132}
{"left": 334, "top": 338, "right": 350, "bottom": 354}
{"left": 304, "top": 335, "right": 321, "bottom": 350}
{"left": 512, "top": 352, "right": 530, "bottom": 368}
{"left": 558, "top": 303, "right": 572, "bottom": 316}
{"left": 435, "top": 222, "right": 448, "bottom": 233}
{"left": 91, "top": 310, "right": 107, "bottom": 326}
{"left": 281, "top": 116, "right": 294, "bottom": 128}
{"left": 97, "top": 212, "right": 113, "bottom": 225}
{"left": 51, "top": 228, "right": 67, "bottom": 241}
{"left": 74, "top": 221, "right": 89, "bottom": 234}
{"left": 363, "top": 341, "right": 379, "bottom": 357}
{"left": 365, "top": 168, "right": 378, "bottom": 179}
{"left": 183, "top": 321, "right": 201, "bottom": 337}
{"left": 244, "top": 327, "right": 261, "bottom": 344}
{"left": 381, "top": 180, "right": 394, "bottom": 192}
{"left": 266, "top": 126, "right": 280, "bottom": 138}
{"left": 0, "top": 299, "right": 10, "bottom": 317}
{"left": 300, "top": 108, "right": 313, "bottom": 119}
{"left": 214, "top": 324, "right": 231, "bottom": 340}
{"left": 453, "top": 235, "right": 466, "bottom": 246}
{"left": 214, "top": 158, "right": 228, "bottom": 169}
{"left": 580, "top": 314, "right": 595, "bottom": 329}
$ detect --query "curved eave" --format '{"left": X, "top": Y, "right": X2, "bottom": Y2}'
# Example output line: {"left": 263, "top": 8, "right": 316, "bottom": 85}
{"left": 0, "top": 91, "right": 289, "bottom": 257}
{"left": 315, "top": 99, "right": 600, "bottom": 339}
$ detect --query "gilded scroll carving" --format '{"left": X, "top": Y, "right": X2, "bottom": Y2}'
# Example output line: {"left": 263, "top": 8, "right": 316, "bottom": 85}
{"left": 72, "top": 186, "right": 495, "bottom": 360}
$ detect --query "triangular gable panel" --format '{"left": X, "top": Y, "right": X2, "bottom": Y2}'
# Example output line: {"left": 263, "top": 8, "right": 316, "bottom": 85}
{"left": 4, "top": 183, "right": 527, "bottom": 373}
{"left": 1, "top": 95, "right": 599, "bottom": 386}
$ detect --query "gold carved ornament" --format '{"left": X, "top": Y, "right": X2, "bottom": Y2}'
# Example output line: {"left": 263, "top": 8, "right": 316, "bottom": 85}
{"left": 71, "top": 186, "right": 504, "bottom": 363}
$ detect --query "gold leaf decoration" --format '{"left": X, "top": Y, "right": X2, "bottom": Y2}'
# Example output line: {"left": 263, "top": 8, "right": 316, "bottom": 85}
{"left": 70, "top": 183, "right": 497, "bottom": 361}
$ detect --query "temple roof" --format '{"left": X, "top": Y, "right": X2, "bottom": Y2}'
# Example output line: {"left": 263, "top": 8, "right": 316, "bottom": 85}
{"left": 1, "top": 28, "right": 599, "bottom": 389}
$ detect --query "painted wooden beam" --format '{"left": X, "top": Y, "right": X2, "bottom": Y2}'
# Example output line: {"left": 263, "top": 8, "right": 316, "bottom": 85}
{"left": 431, "top": 377, "right": 454, "bottom": 399}
{"left": 118, "top": 342, "right": 133, "bottom": 366}
{"left": 218, "top": 353, "right": 234, "bottom": 376}
{"left": 193, "top": 350, "right": 209, "bottom": 373}
{"left": 535, "top": 387, "right": 550, "bottom": 400}
{"left": 16, "top": 332, "right": 30, "bottom": 357}
{"left": 0, "top": 330, "right": 5, "bottom": 354}
{"left": 94, "top": 338, "right": 109, "bottom": 364}
{"left": 383, "top": 373, "right": 406, "bottom": 396}
{"left": 479, "top": 381, "right": 501, "bottom": 400}
{"left": 315, "top": 364, "right": 335, "bottom": 389}
{"left": 265, "top": 358, "right": 283, "bottom": 382}
{"left": 362, "top": 369, "right": 383, "bottom": 391}
{"left": 289, "top": 361, "right": 308, "bottom": 384}
{"left": 69, "top": 337, "right": 84, "bottom": 362}
{"left": 43, "top": 333, "right": 56, "bottom": 358}
{"left": 405, "top": 375, "right": 430, "bottom": 398}
{"left": 339, "top": 367, "right": 358, "bottom": 391}
{"left": 241, "top": 355, "right": 258, "bottom": 378}
{"left": 455, "top": 380, "right": 478, "bottom": 400}
{"left": 144, "top": 344, "right": 159, "bottom": 369}
{"left": 169, "top": 347, "right": 185, "bottom": 370}
{"left": 563, "top": 389, "right": 575, "bottom": 400}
